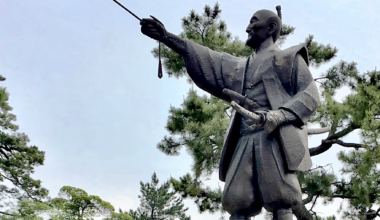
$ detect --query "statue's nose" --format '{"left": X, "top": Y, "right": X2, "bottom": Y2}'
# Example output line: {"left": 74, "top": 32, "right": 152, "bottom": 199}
{"left": 246, "top": 26, "right": 251, "bottom": 34}
{"left": 246, "top": 23, "right": 253, "bottom": 33}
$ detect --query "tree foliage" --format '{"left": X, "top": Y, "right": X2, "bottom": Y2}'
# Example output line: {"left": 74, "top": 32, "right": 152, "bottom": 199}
{"left": 151, "top": 2, "right": 380, "bottom": 220}
{"left": 129, "top": 172, "right": 190, "bottom": 220}
{"left": 306, "top": 61, "right": 380, "bottom": 219}
{"left": 104, "top": 208, "right": 133, "bottom": 220}
{"left": 49, "top": 186, "right": 114, "bottom": 220}
{"left": 170, "top": 173, "right": 222, "bottom": 213}
{"left": 0, "top": 185, "right": 124, "bottom": 220}
{"left": 0, "top": 200, "right": 53, "bottom": 220}
{"left": 0, "top": 75, "right": 48, "bottom": 217}
{"left": 157, "top": 91, "right": 229, "bottom": 178}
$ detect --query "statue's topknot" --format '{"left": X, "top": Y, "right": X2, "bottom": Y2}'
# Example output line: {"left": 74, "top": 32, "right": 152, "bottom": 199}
{"left": 271, "top": 5, "right": 282, "bottom": 42}
{"left": 276, "top": 5, "right": 282, "bottom": 20}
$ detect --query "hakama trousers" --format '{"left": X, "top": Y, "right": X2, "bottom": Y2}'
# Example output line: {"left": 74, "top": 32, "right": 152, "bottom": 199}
{"left": 222, "top": 130, "right": 302, "bottom": 219}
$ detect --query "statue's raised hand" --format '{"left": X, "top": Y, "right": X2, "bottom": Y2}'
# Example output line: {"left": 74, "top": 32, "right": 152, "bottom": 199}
{"left": 140, "top": 16, "right": 167, "bottom": 41}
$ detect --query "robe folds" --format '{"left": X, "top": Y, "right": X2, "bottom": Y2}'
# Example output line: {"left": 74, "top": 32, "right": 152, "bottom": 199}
{"left": 183, "top": 40, "right": 319, "bottom": 182}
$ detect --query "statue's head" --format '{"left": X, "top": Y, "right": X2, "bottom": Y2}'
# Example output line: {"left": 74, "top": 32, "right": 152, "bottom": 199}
{"left": 245, "top": 6, "right": 282, "bottom": 49}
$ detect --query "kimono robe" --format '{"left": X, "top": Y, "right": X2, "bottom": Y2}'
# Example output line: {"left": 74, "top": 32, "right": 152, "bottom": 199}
{"left": 183, "top": 40, "right": 319, "bottom": 217}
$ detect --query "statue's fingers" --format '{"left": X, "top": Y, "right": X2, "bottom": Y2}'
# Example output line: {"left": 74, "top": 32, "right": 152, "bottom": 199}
{"left": 140, "top": 22, "right": 157, "bottom": 30}
{"left": 264, "top": 121, "right": 276, "bottom": 133}
{"left": 140, "top": 18, "right": 160, "bottom": 28}
{"left": 141, "top": 28, "right": 160, "bottom": 39}
{"left": 141, "top": 26, "right": 158, "bottom": 33}
{"left": 140, "top": 19, "right": 149, "bottom": 26}
{"left": 141, "top": 18, "right": 155, "bottom": 23}
{"left": 141, "top": 25, "right": 160, "bottom": 33}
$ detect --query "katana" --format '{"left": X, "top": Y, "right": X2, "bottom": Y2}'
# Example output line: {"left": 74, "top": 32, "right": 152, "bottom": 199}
{"left": 112, "top": 0, "right": 163, "bottom": 79}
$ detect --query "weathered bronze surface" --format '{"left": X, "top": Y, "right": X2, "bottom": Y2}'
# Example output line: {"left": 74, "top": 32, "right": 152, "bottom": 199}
{"left": 140, "top": 6, "right": 319, "bottom": 220}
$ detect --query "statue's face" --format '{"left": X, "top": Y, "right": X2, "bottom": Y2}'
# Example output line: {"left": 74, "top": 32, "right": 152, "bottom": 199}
{"left": 246, "top": 11, "right": 273, "bottom": 49}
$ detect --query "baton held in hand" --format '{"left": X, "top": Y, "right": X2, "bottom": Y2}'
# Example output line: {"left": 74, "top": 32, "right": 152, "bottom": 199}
{"left": 112, "top": 0, "right": 163, "bottom": 79}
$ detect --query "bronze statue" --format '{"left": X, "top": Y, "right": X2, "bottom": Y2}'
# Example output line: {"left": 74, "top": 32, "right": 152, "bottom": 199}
{"left": 140, "top": 5, "right": 319, "bottom": 220}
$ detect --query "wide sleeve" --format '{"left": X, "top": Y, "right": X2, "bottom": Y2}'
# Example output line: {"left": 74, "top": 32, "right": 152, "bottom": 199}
{"left": 184, "top": 40, "right": 247, "bottom": 101}
{"left": 279, "top": 54, "right": 319, "bottom": 125}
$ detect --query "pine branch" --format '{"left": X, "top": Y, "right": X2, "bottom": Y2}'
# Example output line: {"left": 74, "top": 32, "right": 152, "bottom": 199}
{"left": 302, "top": 193, "right": 313, "bottom": 205}
{"left": 331, "top": 180, "right": 353, "bottom": 186}
{"left": 309, "top": 194, "right": 319, "bottom": 213}
{"left": 307, "top": 127, "right": 331, "bottom": 135}
{"left": 309, "top": 142, "right": 333, "bottom": 157}
{"left": 309, "top": 124, "right": 360, "bottom": 156}
{"left": 0, "top": 211, "right": 16, "bottom": 216}
{"left": 308, "top": 163, "right": 333, "bottom": 171}
{"left": 292, "top": 205, "right": 313, "bottom": 220}
{"left": 322, "top": 139, "right": 363, "bottom": 149}
{"left": 0, "top": 148, "right": 9, "bottom": 159}
{"left": 314, "top": 77, "right": 328, "bottom": 81}
{"left": 330, "top": 194, "right": 357, "bottom": 199}
{"left": 1, "top": 144, "right": 19, "bottom": 152}
{"left": 329, "top": 124, "right": 360, "bottom": 140}
{"left": 309, "top": 139, "right": 363, "bottom": 156}
{"left": 8, "top": 172, "right": 39, "bottom": 201}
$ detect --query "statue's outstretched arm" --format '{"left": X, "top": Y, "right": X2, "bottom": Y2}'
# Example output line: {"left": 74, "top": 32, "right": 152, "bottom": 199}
{"left": 140, "top": 18, "right": 186, "bottom": 56}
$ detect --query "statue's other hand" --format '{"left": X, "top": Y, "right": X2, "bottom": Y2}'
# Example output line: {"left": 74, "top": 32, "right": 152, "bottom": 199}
{"left": 263, "top": 110, "right": 286, "bottom": 133}
{"left": 140, "top": 18, "right": 167, "bottom": 41}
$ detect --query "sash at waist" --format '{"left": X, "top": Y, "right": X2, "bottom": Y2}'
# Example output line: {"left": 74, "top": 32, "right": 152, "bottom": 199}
{"left": 239, "top": 126, "right": 264, "bottom": 136}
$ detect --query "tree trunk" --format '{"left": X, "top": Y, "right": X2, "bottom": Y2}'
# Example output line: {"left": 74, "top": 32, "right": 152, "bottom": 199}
{"left": 292, "top": 205, "right": 313, "bottom": 220}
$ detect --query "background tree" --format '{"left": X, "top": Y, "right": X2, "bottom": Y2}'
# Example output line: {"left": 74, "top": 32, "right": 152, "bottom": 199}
{"left": 129, "top": 172, "right": 190, "bottom": 220}
{"left": 0, "top": 185, "right": 124, "bottom": 220}
{"left": 151, "top": 3, "right": 380, "bottom": 220}
{"left": 49, "top": 186, "right": 114, "bottom": 220}
{"left": 104, "top": 208, "right": 133, "bottom": 220}
{"left": 0, "top": 75, "right": 48, "bottom": 217}
{"left": 0, "top": 199, "right": 53, "bottom": 220}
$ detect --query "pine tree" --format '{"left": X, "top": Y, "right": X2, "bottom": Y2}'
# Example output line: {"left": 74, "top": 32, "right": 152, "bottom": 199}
{"left": 0, "top": 75, "right": 48, "bottom": 217}
{"left": 0, "top": 200, "right": 52, "bottom": 220}
{"left": 49, "top": 186, "right": 114, "bottom": 220}
{"left": 152, "top": 3, "right": 380, "bottom": 220}
{"left": 104, "top": 208, "right": 133, "bottom": 220}
{"left": 1, "top": 185, "right": 119, "bottom": 220}
{"left": 129, "top": 172, "right": 190, "bottom": 220}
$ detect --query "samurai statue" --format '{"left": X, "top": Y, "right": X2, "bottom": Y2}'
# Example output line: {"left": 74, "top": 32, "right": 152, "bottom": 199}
{"left": 140, "top": 5, "right": 319, "bottom": 220}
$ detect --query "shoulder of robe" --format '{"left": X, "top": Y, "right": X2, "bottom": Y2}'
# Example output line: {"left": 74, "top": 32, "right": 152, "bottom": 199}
{"left": 221, "top": 52, "right": 248, "bottom": 83}
{"left": 275, "top": 43, "right": 309, "bottom": 67}
{"left": 221, "top": 52, "right": 247, "bottom": 65}
{"left": 273, "top": 44, "right": 309, "bottom": 93}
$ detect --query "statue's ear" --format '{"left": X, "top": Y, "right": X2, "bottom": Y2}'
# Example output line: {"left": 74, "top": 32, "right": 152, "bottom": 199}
{"left": 268, "top": 22, "right": 277, "bottom": 35}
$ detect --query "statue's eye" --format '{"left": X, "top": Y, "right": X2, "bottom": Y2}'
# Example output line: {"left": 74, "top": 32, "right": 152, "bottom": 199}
{"left": 250, "top": 17, "right": 258, "bottom": 23}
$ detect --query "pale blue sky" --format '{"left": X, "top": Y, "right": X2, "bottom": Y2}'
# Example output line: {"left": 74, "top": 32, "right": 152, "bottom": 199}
{"left": 0, "top": 0, "right": 379, "bottom": 219}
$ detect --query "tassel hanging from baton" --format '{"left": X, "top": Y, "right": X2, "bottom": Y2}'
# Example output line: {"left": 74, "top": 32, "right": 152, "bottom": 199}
{"left": 112, "top": 0, "right": 163, "bottom": 79}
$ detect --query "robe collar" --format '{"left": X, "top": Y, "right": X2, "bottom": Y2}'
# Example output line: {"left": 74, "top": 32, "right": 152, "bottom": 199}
{"left": 252, "top": 43, "right": 280, "bottom": 59}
